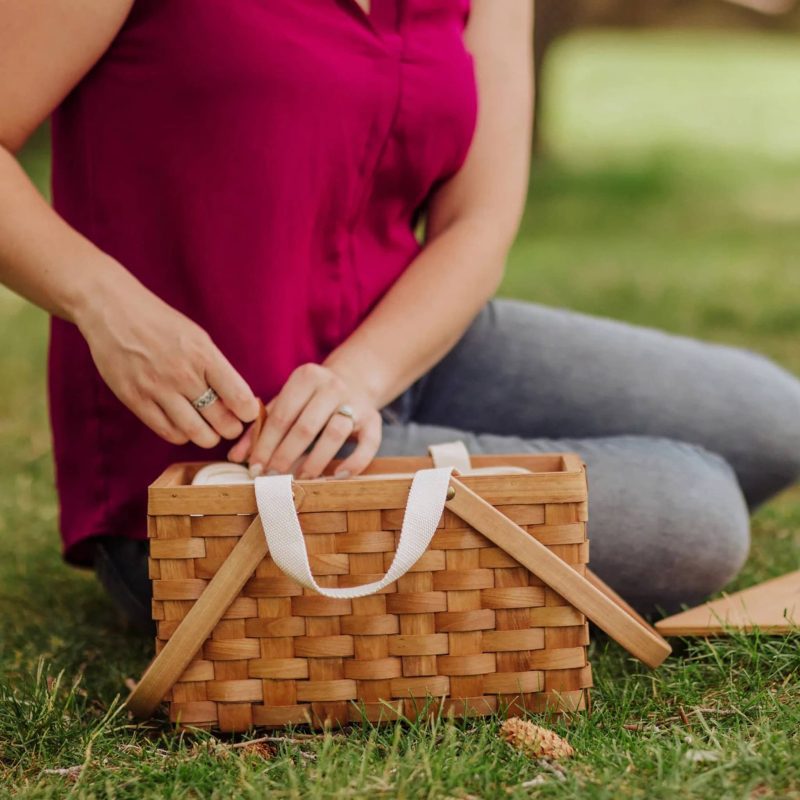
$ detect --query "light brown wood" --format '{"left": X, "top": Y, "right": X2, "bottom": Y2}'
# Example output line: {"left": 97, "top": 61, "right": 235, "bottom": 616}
{"left": 388, "top": 633, "right": 449, "bottom": 656}
{"left": 248, "top": 658, "right": 309, "bottom": 680}
{"left": 585, "top": 567, "right": 653, "bottom": 631}
{"left": 483, "top": 671, "right": 544, "bottom": 694}
{"left": 149, "top": 468, "right": 586, "bottom": 516}
{"left": 390, "top": 675, "right": 450, "bottom": 697}
{"left": 127, "top": 516, "right": 267, "bottom": 719}
{"left": 445, "top": 478, "right": 671, "bottom": 668}
{"left": 340, "top": 614, "right": 399, "bottom": 635}
{"left": 435, "top": 609, "right": 496, "bottom": 632}
{"left": 482, "top": 628, "right": 545, "bottom": 651}
{"left": 481, "top": 586, "right": 546, "bottom": 609}
{"left": 295, "top": 679, "right": 357, "bottom": 702}
{"left": 655, "top": 571, "right": 800, "bottom": 636}
{"left": 294, "top": 635, "right": 354, "bottom": 658}
{"left": 344, "top": 658, "right": 402, "bottom": 680}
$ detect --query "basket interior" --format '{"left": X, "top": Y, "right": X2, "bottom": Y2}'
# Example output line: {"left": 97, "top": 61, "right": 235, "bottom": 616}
{"left": 159, "top": 453, "right": 576, "bottom": 489}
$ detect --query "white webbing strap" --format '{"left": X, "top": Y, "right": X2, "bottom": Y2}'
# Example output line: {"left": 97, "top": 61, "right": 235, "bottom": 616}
{"left": 429, "top": 440, "right": 472, "bottom": 472}
{"left": 254, "top": 466, "right": 454, "bottom": 599}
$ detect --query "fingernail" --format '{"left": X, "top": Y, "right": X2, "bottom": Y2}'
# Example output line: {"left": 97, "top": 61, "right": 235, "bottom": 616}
{"left": 248, "top": 463, "right": 263, "bottom": 478}
{"left": 334, "top": 469, "right": 351, "bottom": 479}
{"left": 266, "top": 468, "right": 280, "bottom": 476}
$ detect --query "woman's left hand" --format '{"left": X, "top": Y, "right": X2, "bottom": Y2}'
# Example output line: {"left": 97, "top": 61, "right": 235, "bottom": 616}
{"left": 227, "top": 363, "right": 383, "bottom": 479}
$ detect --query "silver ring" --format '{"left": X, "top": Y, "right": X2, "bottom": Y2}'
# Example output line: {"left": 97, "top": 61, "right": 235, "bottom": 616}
{"left": 333, "top": 403, "right": 357, "bottom": 425}
{"left": 191, "top": 386, "right": 219, "bottom": 410}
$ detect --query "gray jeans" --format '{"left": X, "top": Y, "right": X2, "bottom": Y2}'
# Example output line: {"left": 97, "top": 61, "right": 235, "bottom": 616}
{"left": 370, "top": 297, "right": 800, "bottom": 615}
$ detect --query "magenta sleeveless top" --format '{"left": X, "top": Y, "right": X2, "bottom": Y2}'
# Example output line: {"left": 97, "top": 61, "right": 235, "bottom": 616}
{"left": 49, "top": 0, "right": 477, "bottom": 564}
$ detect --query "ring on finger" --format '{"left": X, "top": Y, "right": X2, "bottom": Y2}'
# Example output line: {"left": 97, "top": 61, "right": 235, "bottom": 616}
{"left": 191, "top": 386, "right": 219, "bottom": 410}
{"left": 333, "top": 403, "right": 357, "bottom": 428}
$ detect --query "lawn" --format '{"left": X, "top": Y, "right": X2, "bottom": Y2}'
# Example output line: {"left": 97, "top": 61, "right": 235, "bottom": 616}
{"left": 1, "top": 29, "right": 799, "bottom": 799}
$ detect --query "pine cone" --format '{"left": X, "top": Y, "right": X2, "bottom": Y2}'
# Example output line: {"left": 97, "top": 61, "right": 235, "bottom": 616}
{"left": 500, "top": 717, "right": 575, "bottom": 760}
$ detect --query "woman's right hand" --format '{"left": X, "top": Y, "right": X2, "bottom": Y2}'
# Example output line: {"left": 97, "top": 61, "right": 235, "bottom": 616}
{"left": 75, "top": 275, "right": 260, "bottom": 448}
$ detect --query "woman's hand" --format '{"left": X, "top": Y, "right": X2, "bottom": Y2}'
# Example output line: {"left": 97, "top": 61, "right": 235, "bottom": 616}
{"left": 76, "top": 277, "right": 260, "bottom": 447}
{"left": 228, "top": 363, "right": 383, "bottom": 479}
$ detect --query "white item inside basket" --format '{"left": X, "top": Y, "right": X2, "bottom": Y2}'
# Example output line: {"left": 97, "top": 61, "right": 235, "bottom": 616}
{"left": 191, "top": 462, "right": 531, "bottom": 486}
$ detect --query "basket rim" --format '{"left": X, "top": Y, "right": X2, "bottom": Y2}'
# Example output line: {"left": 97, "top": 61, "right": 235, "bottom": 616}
{"left": 147, "top": 453, "right": 587, "bottom": 517}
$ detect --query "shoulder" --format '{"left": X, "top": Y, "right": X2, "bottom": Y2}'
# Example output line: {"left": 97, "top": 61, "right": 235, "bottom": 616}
{"left": 0, "top": 0, "right": 134, "bottom": 151}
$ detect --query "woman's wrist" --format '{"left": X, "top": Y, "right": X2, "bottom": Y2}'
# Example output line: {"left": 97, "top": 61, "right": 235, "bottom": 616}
{"left": 68, "top": 258, "right": 146, "bottom": 334}
{"left": 322, "top": 347, "right": 393, "bottom": 410}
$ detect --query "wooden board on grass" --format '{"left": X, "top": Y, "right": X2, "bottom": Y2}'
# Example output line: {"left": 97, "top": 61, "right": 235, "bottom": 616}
{"left": 655, "top": 571, "right": 800, "bottom": 636}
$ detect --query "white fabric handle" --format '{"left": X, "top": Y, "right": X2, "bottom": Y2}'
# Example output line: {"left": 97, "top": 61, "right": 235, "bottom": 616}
{"left": 428, "top": 440, "right": 472, "bottom": 472}
{"left": 254, "top": 466, "right": 454, "bottom": 599}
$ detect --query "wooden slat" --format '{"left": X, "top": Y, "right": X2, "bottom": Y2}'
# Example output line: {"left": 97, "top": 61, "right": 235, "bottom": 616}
{"left": 127, "top": 517, "right": 267, "bottom": 718}
{"left": 483, "top": 671, "right": 544, "bottom": 694}
{"left": 481, "top": 586, "right": 546, "bottom": 609}
{"left": 295, "top": 680, "right": 357, "bottom": 702}
{"left": 390, "top": 676, "right": 450, "bottom": 698}
{"left": 446, "top": 478, "right": 671, "bottom": 669}
{"left": 294, "top": 636, "right": 355, "bottom": 658}
{"left": 387, "top": 633, "right": 449, "bottom": 656}
{"left": 435, "top": 609, "right": 496, "bottom": 632}
{"left": 150, "top": 538, "right": 206, "bottom": 559}
{"left": 482, "top": 628, "right": 545, "bottom": 652}
{"left": 655, "top": 570, "right": 800, "bottom": 636}
{"left": 248, "top": 659, "right": 309, "bottom": 680}
{"left": 432, "top": 569, "right": 494, "bottom": 591}
{"left": 149, "top": 470, "right": 587, "bottom": 516}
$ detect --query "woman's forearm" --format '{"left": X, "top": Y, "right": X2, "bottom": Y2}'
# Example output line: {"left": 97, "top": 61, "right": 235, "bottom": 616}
{"left": 322, "top": 218, "right": 507, "bottom": 409}
{"left": 0, "top": 143, "right": 143, "bottom": 325}
{"left": 0, "top": 143, "right": 260, "bottom": 445}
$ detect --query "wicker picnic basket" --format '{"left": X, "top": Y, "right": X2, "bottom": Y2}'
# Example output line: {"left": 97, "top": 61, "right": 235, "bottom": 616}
{"left": 128, "top": 442, "right": 670, "bottom": 731}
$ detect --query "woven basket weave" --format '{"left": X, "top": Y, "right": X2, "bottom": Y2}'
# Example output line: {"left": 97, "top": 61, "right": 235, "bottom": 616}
{"left": 131, "top": 451, "right": 669, "bottom": 731}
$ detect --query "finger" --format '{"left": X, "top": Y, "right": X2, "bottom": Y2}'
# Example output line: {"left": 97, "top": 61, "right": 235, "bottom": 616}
{"left": 329, "top": 412, "right": 382, "bottom": 477}
{"left": 296, "top": 411, "right": 357, "bottom": 479}
{"left": 227, "top": 423, "right": 255, "bottom": 463}
{"left": 205, "top": 346, "right": 260, "bottom": 423}
{"left": 196, "top": 395, "right": 244, "bottom": 440}
{"left": 159, "top": 392, "right": 221, "bottom": 449}
{"left": 137, "top": 400, "right": 189, "bottom": 446}
{"left": 262, "top": 389, "right": 347, "bottom": 475}
{"left": 248, "top": 374, "right": 319, "bottom": 474}
{"left": 230, "top": 399, "right": 267, "bottom": 463}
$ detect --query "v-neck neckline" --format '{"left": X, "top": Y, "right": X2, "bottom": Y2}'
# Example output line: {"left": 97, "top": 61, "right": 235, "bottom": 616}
{"left": 343, "top": 0, "right": 400, "bottom": 38}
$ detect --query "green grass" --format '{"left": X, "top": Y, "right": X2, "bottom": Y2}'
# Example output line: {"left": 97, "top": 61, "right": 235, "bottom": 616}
{"left": 2, "top": 29, "right": 799, "bottom": 799}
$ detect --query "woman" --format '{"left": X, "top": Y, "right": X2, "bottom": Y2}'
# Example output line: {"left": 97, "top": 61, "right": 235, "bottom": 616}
{"left": 1, "top": 1, "right": 798, "bottom": 633}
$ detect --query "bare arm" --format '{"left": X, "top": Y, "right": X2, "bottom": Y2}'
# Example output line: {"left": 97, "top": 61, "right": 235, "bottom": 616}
{"left": 0, "top": 0, "right": 134, "bottom": 316}
{"left": 237, "top": 0, "right": 534, "bottom": 479}
{"left": 0, "top": 1, "right": 259, "bottom": 446}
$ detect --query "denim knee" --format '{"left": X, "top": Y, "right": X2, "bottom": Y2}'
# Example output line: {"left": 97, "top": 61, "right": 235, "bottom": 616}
{"left": 644, "top": 463, "right": 751, "bottom": 616}
{"left": 583, "top": 438, "right": 751, "bottom": 617}
{"left": 723, "top": 346, "right": 800, "bottom": 506}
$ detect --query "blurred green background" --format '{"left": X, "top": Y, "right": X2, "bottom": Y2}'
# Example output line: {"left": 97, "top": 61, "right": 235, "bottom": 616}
{"left": 511, "top": 29, "right": 800, "bottom": 373}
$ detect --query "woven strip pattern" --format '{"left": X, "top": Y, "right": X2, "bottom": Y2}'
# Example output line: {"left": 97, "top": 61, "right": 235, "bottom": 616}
{"left": 149, "top": 496, "right": 592, "bottom": 732}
